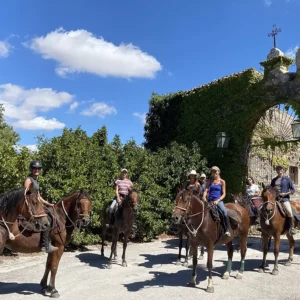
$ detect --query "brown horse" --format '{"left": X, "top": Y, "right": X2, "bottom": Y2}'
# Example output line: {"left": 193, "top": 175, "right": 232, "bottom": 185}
{"left": 101, "top": 189, "right": 138, "bottom": 269}
{"left": 171, "top": 213, "right": 205, "bottom": 266}
{"left": 5, "top": 190, "right": 92, "bottom": 298}
{"left": 173, "top": 188, "right": 250, "bottom": 293}
{"left": 0, "top": 184, "right": 49, "bottom": 254}
{"left": 258, "top": 184, "right": 300, "bottom": 275}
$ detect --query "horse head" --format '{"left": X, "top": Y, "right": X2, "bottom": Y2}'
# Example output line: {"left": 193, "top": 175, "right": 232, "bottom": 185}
{"left": 261, "top": 183, "right": 277, "bottom": 212}
{"left": 172, "top": 189, "right": 192, "bottom": 224}
{"left": 75, "top": 190, "right": 92, "bottom": 228}
{"left": 128, "top": 189, "right": 139, "bottom": 210}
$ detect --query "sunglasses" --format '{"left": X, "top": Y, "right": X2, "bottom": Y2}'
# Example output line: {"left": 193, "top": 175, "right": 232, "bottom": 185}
{"left": 32, "top": 167, "right": 41, "bottom": 171}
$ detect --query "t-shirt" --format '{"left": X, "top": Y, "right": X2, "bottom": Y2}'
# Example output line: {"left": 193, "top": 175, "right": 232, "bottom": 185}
{"left": 115, "top": 178, "right": 133, "bottom": 196}
{"left": 246, "top": 184, "right": 259, "bottom": 197}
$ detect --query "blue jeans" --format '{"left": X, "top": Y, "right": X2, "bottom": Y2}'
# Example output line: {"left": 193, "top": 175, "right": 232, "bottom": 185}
{"left": 209, "top": 199, "right": 227, "bottom": 217}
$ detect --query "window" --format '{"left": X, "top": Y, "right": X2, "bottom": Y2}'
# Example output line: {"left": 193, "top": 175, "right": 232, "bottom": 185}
{"left": 289, "top": 166, "right": 298, "bottom": 185}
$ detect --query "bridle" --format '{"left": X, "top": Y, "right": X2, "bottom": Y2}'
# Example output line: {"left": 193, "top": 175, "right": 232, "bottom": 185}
{"left": 261, "top": 187, "right": 278, "bottom": 225}
{"left": 174, "top": 192, "right": 212, "bottom": 237}
{"left": 61, "top": 194, "right": 91, "bottom": 230}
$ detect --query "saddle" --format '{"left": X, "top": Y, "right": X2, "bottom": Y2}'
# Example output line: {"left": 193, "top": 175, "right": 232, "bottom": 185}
{"left": 276, "top": 200, "right": 300, "bottom": 222}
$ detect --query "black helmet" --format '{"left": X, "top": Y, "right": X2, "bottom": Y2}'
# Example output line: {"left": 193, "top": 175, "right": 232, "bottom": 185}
{"left": 29, "top": 160, "right": 43, "bottom": 169}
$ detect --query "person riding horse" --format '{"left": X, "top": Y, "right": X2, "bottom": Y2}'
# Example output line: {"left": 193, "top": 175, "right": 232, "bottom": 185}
{"left": 202, "top": 166, "right": 231, "bottom": 237}
{"left": 271, "top": 165, "right": 296, "bottom": 235}
{"left": 24, "top": 160, "right": 58, "bottom": 253}
{"left": 183, "top": 170, "right": 201, "bottom": 195}
{"left": 106, "top": 168, "right": 134, "bottom": 227}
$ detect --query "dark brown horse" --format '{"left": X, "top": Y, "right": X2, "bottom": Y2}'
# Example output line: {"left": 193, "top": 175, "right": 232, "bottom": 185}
{"left": 258, "top": 184, "right": 300, "bottom": 275}
{"left": 172, "top": 214, "right": 205, "bottom": 266}
{"left": 173, "top": 188, "right": 250, "bottom": 293}
{"left": 0, "top": 184, "right": 48, "bottom": 254}
{"left": 5, "top": 190, "right": 92, "bottom": 298}
{"left": 101, "top": 189, "right": 138, "bottom": 269}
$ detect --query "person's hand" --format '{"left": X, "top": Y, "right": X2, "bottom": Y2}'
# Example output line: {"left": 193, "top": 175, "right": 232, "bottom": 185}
{"left": 47, "top": 203, "right": 55, "bottom": 207}
{"left": 213, "top": 199, "right": 220, "bottom": 206}
{"left": 279, "top": 193, "right": 287, "bottom": 197}
{"left": 117, "top": 197, "right": 121, "bottom": 204}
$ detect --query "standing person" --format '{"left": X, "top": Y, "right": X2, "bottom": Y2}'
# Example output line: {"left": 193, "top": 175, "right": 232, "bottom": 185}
{"left": 199, "top": 173, "right": 207, "bottom": 198}
{"left": 24, "top": 160, "right": 58, "bottom": 253}
{"left": 271, "top": 165, "right": 296, "bottom": 235}
{"left": 183, "top": 170, "right": 201, "bottom": 195}
{"left": 202, "top": 166, "right": 231, "bottom": 237}
{"left": 107, "top": 168, "right": 133, "bottom": 227}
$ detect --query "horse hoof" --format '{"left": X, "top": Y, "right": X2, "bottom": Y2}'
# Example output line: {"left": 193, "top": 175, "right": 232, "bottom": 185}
{"left": 107, "top": 264, "right": 112, "bottom": 269}
{"left": 122, "top": 262, "right": 127, "bottom": 267}
{"left": 51, "top": 291, "right": 60, "bottom": 298}
{"left": 222, "top": 272, "right": 230, "bottom": 280}
{"left": 198, "top": 255, "right": 204, "bottom": 260}
{"left": 271, "top": 269, "right": 279, "bottom": 276}
{"left": 236, "top": 272, "right": 243, "bottom": 280}
{"left": 175, "top": 260, "right": 181, "bottom": 266}
{"left": 206, "top": 286, "right": 214, "bottom": 293}
{"left": 258, "top": 268, "right": 265, "bottom": 273}
{"left": 285, "top": 261, "right": 292, "bottom": 267}
{"left": 182, "top": 261, "right": 188, "bottom": 268}
{"left": 187, "top": 282, "right": 196, "bottom": 288}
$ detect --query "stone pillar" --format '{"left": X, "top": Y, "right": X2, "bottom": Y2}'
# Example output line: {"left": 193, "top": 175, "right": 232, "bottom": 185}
{"left": 296, "top": 48, "right": 300, "bottom": 75}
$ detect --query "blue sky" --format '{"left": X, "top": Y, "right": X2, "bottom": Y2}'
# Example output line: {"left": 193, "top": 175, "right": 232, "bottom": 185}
{"left": 0, "top": 0, "right": 299, "bottom": 151}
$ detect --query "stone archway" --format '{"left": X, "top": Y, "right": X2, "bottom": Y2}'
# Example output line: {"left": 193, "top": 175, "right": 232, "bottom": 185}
{"left": 145, "top": 47, "right": 300, "bottom": 197}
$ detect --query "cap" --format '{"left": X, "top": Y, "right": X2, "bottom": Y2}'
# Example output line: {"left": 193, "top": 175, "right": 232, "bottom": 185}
{"left": 211, "top": 166, "right": 220, "bottom": 172}
{"left": 121, "top": 168, "right": 128, "bottom": 173}
{"left": 200, "top": 173, "right": 206, "bottom": 178}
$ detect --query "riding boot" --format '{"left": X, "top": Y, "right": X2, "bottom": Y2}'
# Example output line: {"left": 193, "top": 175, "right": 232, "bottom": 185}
{"left": 41, "top": 229, "right": 58, "bottom": 253}
{"left": 288, "top": 217, "right": 296, "bottom": 235}
{"left": 224, "top": 216, "right": 231, "bottom": 237}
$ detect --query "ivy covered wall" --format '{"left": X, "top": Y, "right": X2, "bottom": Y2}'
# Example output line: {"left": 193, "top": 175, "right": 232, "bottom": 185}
{"left": 145, "top": 56, "right": 300, "bottom": 198}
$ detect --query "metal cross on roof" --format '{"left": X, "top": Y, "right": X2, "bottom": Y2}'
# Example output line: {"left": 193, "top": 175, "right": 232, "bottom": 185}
{"left": 268, "top": 24, "right": 281, "bottom": 48}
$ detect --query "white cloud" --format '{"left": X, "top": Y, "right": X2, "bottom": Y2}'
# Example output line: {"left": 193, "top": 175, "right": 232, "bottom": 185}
{"left": 69, "top": 101, "right": 79, "bottom": 112}
{"left": 25, "top": 144, "right": 38, "bottom": 152}
{"left": 0, "top": 41, "right": 11, "bottom": 58}
{"left": 26, "top": 28, "right": 162, "bottom": 79}
{"left": 81, "top": 102, "right": 117, "bottom": 118}
{"left": 133, "top": 112, "right": 146, "bottom": 125}
{"left": 0, "top": 83, "right": 73, "bottom": 130}
{"left": 264, "top": 0, "right": 272, "bottom": 6}
{"left": 285, "top": 46, "right": 299, "bottom": 59}
{"left": 13, "top": 117, "right": 65, "bottom": 130}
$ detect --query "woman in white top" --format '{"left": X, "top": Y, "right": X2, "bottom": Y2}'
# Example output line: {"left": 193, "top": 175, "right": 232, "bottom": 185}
{"left": 246, "top": 176, "right": 260, "bottom": 198}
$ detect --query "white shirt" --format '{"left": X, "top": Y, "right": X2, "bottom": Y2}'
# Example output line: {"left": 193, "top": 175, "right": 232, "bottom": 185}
{"left": 246, "top": 184, "right": 259, "bottom": 197}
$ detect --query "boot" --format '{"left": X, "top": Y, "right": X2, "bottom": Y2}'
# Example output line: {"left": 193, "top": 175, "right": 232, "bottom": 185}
{"left": 41, "top": 229, "right": 58, "bottom": 253}
{"left": 288, "top": 217, "right": 296, "bottom": 235}
{"left": 224, "top": 216, "right": 231, "bottom": 237}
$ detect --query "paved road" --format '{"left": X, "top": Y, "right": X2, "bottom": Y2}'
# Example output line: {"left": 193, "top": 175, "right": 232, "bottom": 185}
{"left": 1, "top": 235, "right": 300, "bottom": 300}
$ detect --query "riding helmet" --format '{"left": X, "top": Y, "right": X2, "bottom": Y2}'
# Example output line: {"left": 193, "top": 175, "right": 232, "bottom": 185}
{"left": 29, "top": 160, "right": 43, "bottom": 169}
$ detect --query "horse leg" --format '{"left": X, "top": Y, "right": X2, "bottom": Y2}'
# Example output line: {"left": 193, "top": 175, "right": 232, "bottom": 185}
{"left": 44, "top": 246, "right": 64, "bottom": 298}
{"left": 187, "top": 245, "right": 198, "bottom": 287}
{"left": 258, "top": 233, "right": 269, "bottom": 273}
{"left": 236, "top": 234, "right": 247, "bottom": 279}
{"left": 121, "top": 231, "right": 130, "bottom": 267}
{"left": 101, "top": 225, "right": 107, "bottom": 256}
{"left": 206, "top": 243, "right": 214, "bottom": 293}
{"left": 107, "top": 228, "right": 118, "bottom": 269}
{"left": 176, "top": 231, "right": 183, "bottom": 265}
{"left": 285, "top": 233, "right": 295, "bottom": 266}
{"left": 271, "top": 233, "right": 280, "bottom": 275}
{"left": 222, "top": 241, "right": 233, "bottom": 280}
{"left": 40, "top": 253, "right": 52, "bottom": 292}
{"left": 183, "top": 234, "right": 189, "bottom": 267}
{"left": 198, "top": 246, "right": 204, "bottom": 260}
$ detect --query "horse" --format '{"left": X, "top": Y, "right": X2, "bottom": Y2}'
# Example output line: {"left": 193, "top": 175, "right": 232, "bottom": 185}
{"left": 5, "top": 190, "right": 92, "bottom": 298}
{"left": 258, "top": 184, "right": 300, "bottom": 275}
{"left": 172, "top": 213, "right": 205, "bottom": 266}
{"left": 173, "top": 188, "right": 250, "bottom": 293}
{"left": 101, "top": 189, "right": 138, "bottom": 269}
{"left": 0, "top": 183, "right": 49, "bottom": 254}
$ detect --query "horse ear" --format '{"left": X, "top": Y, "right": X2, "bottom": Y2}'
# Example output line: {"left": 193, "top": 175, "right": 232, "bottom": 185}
{"left": 262, "top": 182, "right": 266, "bottom": 190}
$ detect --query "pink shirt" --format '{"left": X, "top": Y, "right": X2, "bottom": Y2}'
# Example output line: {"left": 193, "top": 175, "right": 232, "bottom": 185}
{"left": 115, "top": 178, "right": 133, "bottom": 195}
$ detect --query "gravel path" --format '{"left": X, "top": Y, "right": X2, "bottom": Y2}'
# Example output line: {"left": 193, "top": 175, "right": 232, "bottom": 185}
{"left": 1, "top": 235, "right": 300, "bottom": 300}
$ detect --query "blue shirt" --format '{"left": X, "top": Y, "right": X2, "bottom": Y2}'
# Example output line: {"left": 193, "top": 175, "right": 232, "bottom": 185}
{"left": 271, "top": 175, "right": 295, "bottom": 201}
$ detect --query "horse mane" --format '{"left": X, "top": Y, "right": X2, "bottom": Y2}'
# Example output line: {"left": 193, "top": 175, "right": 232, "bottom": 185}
{"left": 56, "top": 190, "right": 91, "bottom": 205}
{"left": 0, "top": 188, "right": 25, "bottom": 215}
{"left": 232, "top": 193, "right": 249, "bottom": 209}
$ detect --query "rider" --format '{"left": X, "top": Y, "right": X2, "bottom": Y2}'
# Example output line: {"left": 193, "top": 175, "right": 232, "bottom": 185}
{"left": 106, "top": 168, "right": 133, "bottom": 227}
{"left": 199, "top": 173, "right": 207, "bottom": 198}
{"left": 24, "top": 160, "right": 58, "bottom": 253}
{"left": 183, "top": 170, "right": 201, "bottom": 195}
{"left": 246, "top": 176, "right": 261, "bottom": 219}
{"left": 271, "top": 165, "right": 296, "bottom": 235}
{"left": 202, "top": 166, "right": 231, "bottom": 237}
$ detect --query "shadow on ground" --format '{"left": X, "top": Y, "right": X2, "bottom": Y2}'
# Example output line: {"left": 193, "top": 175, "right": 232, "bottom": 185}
{"left": 76, "top": 253, "right": 109, "bottom": 269}
{"left": 0, "top": 282, "right": 41, "bottom": 295}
